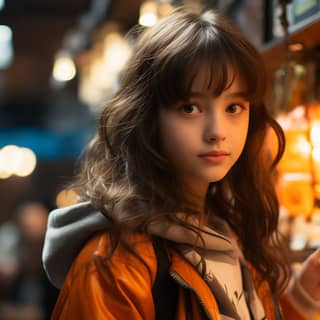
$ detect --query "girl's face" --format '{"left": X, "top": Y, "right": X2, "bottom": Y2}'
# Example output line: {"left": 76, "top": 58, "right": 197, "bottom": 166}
{"left": 158, "top": 66, "right": 250, "bottom": 197}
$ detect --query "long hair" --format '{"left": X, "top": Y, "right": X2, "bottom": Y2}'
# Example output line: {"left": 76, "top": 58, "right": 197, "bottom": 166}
{"left": 73, "top": 8, "right": 289, "bottom": 294}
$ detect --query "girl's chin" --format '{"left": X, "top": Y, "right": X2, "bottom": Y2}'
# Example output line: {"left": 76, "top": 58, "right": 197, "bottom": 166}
{"left": 207, "top": 174, "right": 228, "bottom": 183}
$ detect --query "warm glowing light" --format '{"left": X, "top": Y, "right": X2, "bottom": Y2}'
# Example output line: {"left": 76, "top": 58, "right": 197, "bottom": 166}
{"left": 311, "top": 122, "right": 320, "bottom": 147}
{"left": 290, "top": 216, "right": 308, "bottom": 250}
{"left": 139, "top": 1, "right": 158, "bottom": 27}
{"left": 278, "top": 130, "right": 312, "bottom": 173}
{"left": 0, "top": 147, "right": 10, "bottom": 177}
{"left": 0, "top": 145, "right": 37, "bottom": 178}
{"left": 78, "top": 59, "right": 112, "bottom": 110}
{"left": 56, "top": 189, "right": 78, "bottom": 208}
{"left": 275, "top": 94, "right": 320, "bottom": 219}
{"left": 294, "top": 64, "right": 306, "bottom": 76}
{"left": 0, "top": 171, "right": 11, "bottom": 179}
{"left": 78, "top": 31, "right": 131, "bottom": 109}
{"left": 53, "top": 54, "right": 76, "bottom": 82}
{"left": 1, "top": 145, "right": 21, "bottom": 175}
{"left": 313, "top": 148, "right": 320, "bottom": 183}
{"left": 315, "top": 184, "right": 320, "bottom": 198}
{"left": 295, "top": 136, "right": 312, "bottom": 155}
{"left": 276, "top": 113, "right": 290, "bottom": 130}
{"left": 278, "top": 173, "right": 314, "bottom": 217}
{"left": 291, "top": 105, "right": 306, "bottom": 119}
{"left": 16, "top": 148, "right": 37, "bottom": 177}
{"left": 313, "top": 148, "right": 320, "bottom": 162}
{"left": 276, "top": 106, "right": 307, "bottom": 131}
{"left": 103, "top": 33, "right": 131, "bottom": 72}
{"left": 288, "top": 42, "right": 303, "bottom": 52}
{"left": 282, "top": 173, "right": 312, "bottom": 182}
{"left": 158, "top": 3, "right": 174, "bottom": 17}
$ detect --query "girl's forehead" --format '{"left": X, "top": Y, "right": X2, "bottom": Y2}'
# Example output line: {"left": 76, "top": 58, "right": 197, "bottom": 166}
{"left": 191, "top": 64, "right": 245, "bottom": 94}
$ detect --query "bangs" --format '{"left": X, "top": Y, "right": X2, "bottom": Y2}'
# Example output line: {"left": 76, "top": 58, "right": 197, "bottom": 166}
{"left": 151, "top": 23, "right": 265, "bottom": 107}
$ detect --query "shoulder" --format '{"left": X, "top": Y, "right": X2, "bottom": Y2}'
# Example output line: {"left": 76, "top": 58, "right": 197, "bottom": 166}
{"left": 64, "top": 230, "right": 158, "bottom": 289}
{"left": 53, "top": 231, "right": 159, "bottom": 319}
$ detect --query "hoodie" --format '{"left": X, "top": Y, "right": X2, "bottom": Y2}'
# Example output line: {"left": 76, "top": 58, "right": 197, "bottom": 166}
{"left": 42, "top": 202, "right": 108, "bottom": 288}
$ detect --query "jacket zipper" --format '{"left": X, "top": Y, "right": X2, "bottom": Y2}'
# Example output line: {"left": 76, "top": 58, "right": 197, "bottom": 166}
{"left": 169, "top": 271, "right": 213, "bottom": 320}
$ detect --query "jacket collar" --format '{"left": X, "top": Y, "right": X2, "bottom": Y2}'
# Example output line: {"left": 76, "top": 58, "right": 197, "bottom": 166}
{"left": 169, "top": 250, "right": 220, "bottom": 320}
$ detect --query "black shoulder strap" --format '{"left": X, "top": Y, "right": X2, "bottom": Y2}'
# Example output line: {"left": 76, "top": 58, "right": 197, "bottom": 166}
{"left": 152, "top": 238, "right": 178, "bottom": 320}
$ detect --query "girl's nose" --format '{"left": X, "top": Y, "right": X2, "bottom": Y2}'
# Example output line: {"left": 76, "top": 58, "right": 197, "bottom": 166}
{"left": 204, "top": 111, "right": 226, "bottom": 143}
{"left": 205, "top": 133, "right": 226, "bottom": 143}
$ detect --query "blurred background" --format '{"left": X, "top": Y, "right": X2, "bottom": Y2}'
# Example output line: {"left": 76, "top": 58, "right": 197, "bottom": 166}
{"left": 0, "top": 0, "right": 319, "bottom": 319}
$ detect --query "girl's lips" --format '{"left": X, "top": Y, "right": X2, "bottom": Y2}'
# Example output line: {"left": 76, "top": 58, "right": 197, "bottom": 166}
{"left": 198, "top": 154, "right": 229, "bottom": 164}
{"left": 198, "top": 151, "right": 230, "bottom": 164}
{"left": 198, "top": 151, "right": 230, "bottom": 157}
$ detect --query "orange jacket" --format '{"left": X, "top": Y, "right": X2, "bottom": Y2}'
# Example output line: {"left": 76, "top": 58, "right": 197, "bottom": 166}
{"left": 52, "top": 231, "right": 307, "bottom": 319}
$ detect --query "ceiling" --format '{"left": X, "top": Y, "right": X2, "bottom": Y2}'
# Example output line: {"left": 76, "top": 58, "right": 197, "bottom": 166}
{"left": 0, "top": 0, "right": 142, "bottom": 128}
{"left": 1, "top": 0, "right": 91, "bottom": 98}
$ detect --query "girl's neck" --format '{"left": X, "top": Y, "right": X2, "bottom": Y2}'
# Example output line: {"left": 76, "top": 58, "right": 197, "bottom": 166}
{"left": 178, "top": 177, "right": 209, "bottom": 216}
{"left": 183, "top": 188, "right": 208, "bottom": 215}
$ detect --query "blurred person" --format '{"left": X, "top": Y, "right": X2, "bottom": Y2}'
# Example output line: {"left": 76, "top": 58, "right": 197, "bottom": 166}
{"left": 0, "top": 201, "right": 58, "bottom": 320}
{"left": 0, "top": 219, "right": 20, "bottom": 301}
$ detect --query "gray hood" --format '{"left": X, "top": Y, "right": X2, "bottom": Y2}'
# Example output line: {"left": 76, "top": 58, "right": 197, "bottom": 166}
{"left": 42, "top": 202, "right": 109, "bottom": 288}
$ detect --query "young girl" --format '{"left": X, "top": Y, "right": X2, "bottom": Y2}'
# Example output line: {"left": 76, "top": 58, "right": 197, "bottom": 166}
{"left": 43, "top": 8, "right": 320, "bottom": 320}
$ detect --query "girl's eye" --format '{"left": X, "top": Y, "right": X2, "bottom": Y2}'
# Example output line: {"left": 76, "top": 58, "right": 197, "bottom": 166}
{"left": 180, "top": 103, "right": 201, "bottom": 114}
{"left": 226, "top": 103, "right": 246, "bottom": 114}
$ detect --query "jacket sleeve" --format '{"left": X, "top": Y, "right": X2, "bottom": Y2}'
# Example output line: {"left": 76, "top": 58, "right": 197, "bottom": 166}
{"left": 51, "top": 255, "right": 155, "bottom": 319}
{"left": 280, "top": 278, "right": 320, "bottom": 320}
{"left": 249, "top": 263, "right": 312, "bottom": 320}
{"left": 280, "top": 294, "right": 309, "bottom": 320}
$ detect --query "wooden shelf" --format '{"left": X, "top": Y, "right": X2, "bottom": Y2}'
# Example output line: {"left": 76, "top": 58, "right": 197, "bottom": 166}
{"left": 260, "top": 11, "right": 320, "bottom": 74}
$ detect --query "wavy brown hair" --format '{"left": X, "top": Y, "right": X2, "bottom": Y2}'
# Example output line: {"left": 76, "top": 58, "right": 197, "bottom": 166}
{"left": 73, "top": 8, "right": 290, "bottom": 294}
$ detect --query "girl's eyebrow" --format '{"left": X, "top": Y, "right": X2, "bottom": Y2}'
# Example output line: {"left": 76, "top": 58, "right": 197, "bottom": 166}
{"left": 189, "top": 91, "right": 209, "bottom": 99}
{"left": 225, "top": 92, "right": 249, "bottom": 99}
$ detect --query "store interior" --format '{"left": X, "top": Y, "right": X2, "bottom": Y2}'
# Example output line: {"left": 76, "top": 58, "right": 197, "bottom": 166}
{"left": 0, "top": 0, "right": 320, "bottom": 318}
